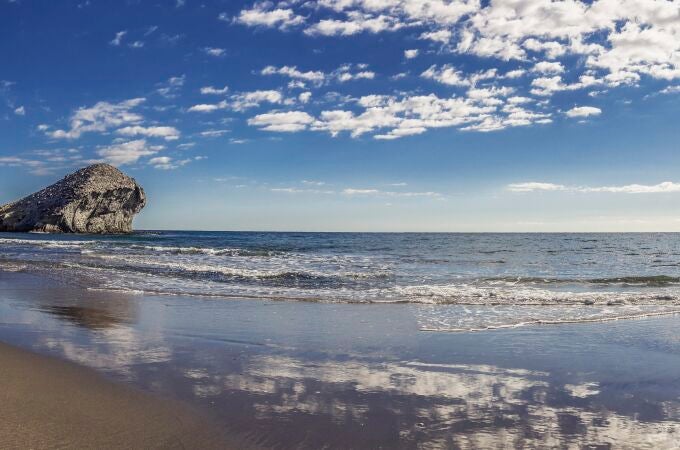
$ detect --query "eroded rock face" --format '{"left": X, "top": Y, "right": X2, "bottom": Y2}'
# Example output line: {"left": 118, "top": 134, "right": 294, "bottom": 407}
{"left": 0, "top": 164, "right": 146, "bottom": 234}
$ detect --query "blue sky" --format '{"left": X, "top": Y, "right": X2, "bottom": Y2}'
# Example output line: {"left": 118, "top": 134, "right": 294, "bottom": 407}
{"left": 1, "top": 0, "right": 679, "bottom": 231}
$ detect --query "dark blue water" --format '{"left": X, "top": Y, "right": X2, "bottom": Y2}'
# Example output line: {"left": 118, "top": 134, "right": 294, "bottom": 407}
{"left": 2, "top": 232, "right": 680, "bottom": 330}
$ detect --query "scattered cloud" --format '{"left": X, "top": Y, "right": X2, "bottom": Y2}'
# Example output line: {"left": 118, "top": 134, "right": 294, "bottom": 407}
{"left": 231, "top": 3, "right": 305, "bottom": 30}
{"left": 565, "top": 106, "right": 602, "bottom": 118}
{"left": 148, "top": 156, "right": 193, "bottom": 170}
{"left": 97, "top": 139, "right": 163, "bottom": 166}
{"left": 404, "top": 49, "right": 419, "bottom": 59}
{"left": 200, "top": 129, "right": 230, "bottom": 137}
{"left": 156, "top": 75, "right": 185, "bottom": 98}
{"left": 116, "top": 125, "right": 180, "bottom": 141}
{"left": 110, "top": 30, "right": 126, "bottom": 46}
{"left": 660, "top": 86, "right": 680, "bottom": 95}
{"left": 203, "top": 47, "right": 226, "bottom": 57}
{"left": 13, "top": 106, "right": 25, "bottom": 116}
{"left": 48, "top": 98, "right": 146, "bottom": 139}
{"left": 261, "top": 64, "right": 376, "bottom": 86}
{"left": 200, "top": 85, "right": 229, "bottom": 95}
{"left": 248, "top": 111, "right": 315, "bottom": 132}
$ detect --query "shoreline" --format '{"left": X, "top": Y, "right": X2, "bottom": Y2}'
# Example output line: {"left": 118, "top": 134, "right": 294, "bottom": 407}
{"left": 0, "top": 341, "right": 238, "bottom": 450}
{"left": 3, "top": 268, "right": 680, "bottom": 447}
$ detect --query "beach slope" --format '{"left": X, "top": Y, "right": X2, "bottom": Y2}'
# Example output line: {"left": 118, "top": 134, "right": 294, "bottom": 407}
{"left": 0, "top": 342, "right": 230, "bottom": 449}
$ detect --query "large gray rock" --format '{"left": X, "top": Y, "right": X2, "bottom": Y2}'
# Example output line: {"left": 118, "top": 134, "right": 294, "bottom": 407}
{"left": 0, "top": 164, "right": 146, "bottom": 233}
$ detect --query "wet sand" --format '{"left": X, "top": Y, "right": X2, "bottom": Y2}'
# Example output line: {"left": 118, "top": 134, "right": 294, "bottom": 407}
{"left": 0, "top": 341, "right": 233, "bottom": 449}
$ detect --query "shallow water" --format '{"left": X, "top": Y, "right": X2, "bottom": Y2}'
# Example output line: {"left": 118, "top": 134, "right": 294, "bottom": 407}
{"left": 3, "top": 232, "right": 680, "bottom": 330}
{"left": 1, "top": 271, "right": 680, "bottom": 448}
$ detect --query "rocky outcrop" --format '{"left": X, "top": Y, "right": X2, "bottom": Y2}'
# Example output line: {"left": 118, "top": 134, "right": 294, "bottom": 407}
{"left": 0, "top": 164, "right": 146, "bottom": 234}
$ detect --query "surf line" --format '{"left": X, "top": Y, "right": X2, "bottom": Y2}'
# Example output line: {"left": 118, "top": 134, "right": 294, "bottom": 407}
{"left": 419, "top": 309, "right": 680, "bottom": 333}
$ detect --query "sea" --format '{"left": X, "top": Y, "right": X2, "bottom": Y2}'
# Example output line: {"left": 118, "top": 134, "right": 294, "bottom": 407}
{"left": 2, "top": 231, "right": 680, "bottom": 331}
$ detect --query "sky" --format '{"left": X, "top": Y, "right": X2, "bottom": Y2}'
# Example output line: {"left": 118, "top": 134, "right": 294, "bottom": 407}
{"left": 0, "top": 0, "right": 679, "bottom": 232}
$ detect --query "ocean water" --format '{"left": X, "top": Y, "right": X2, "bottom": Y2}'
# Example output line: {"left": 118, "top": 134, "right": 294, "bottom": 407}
{"left": 2, "top": 231, "right": 680, "bottom": 330}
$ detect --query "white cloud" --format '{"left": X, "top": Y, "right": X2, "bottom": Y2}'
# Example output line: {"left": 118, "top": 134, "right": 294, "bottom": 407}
{"left": 116, "top": 125, "right": 180, "bottom": 141}
{"left": 299, "top": 92, "right": 312, "bottom": 103}
{"left": 48, "top": 98, "right": 145, "bottom": 139}
{"left": 342, "top": 188, "right": 441, "bottom": 198}
{"left": 13, "top": 106, "right": 25, "bottom": 116}
{"left": 261, "top": 64, "right": 376, "bottom": 86}
{"left": 0, "top": 156, "right": 54, "bottom": 175}
{"left": 507, "top": 181, "right": 680, "bottom": 194}
{"left": 583, "top": 182, "right": 680, "bottom": 194}
{"left": 404, "top": 49, "right": 419, "bottom": 59}
{"left": 231, "top": 90, "right": 283, "bottom": 111}
{"left": 421, "top": 64, "right": 469, "bottom": 86}
{"left": 148, "top": 156, "right": 191, "bottom": 170}
{"left": 203, "top": 47, "right": 226, "bottom": 57}
{"left": 234, "top": 0, "right": 680, "bottom": 102}
{"left": 248, "top": 89, "right": 553, "bottom": 138}
{"left": 532, "top": 61, "right": 565, "bottom": 74}
{"left": 504, "top": 69, "right": 526, "bottom": 79}
{"left": 660, "top": 86, "right": 680, "bottom": 94}
{"left": 248, "top": 111, "right": 315, "bottom": 132}
{"left": 507, "top": 182, "right": 566, "bottom": 192}
{"left": 305, "top": 13, "right": 403, "bottom": 36}
{"left": 337, "top": 70, "right": 375, "bottom": 82}
{"left": 200, "top": 129, "right": 230, "bottom": 137}
{"left": 97, "top": 139, "right": 163, "bottom": 166}
{"left": 261, "top": 65, "right": 325, "bottom": 83}
{"left": 110, "top": 30, "right": 126, "bottom": 46}
{"left": 523, "top": 38, "right": 567, "bottom": 59}
{"left": 509, "top": 181, "right": 680, "bottom": 194}
{"left": 565, "top": 106, "right": 602, "bottom": 118}
{"left": 419, "top": 29, "right": 452, "bottom": 43}
{"left": 187, "top": 101, "right": 228, "bottom": 112}
{"left": 233, "top": 3, "right": 305, "bottom": 30}
{"left": 200, "top": 85, "right": 229, "bottom": 95}
{"left": 156, "top": 75, "right": 185, "bottom": 98}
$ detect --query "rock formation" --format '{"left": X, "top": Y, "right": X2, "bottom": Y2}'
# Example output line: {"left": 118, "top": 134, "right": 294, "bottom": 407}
{"left": 0, "top": 164, "right": 146, "bottom": 233}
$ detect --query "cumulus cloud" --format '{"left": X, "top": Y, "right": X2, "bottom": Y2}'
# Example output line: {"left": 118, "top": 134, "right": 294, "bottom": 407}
{"left": 200, "top": 85, "right": 229, "bottom": 95}
{"left": 148, "top": 156, "right": 192, "bottom": 170}
{"left": 188, "top": 100, "right": 228, "bottom": 112}
{"left": 116, "top": 125, "right": 180, "bottom": 141}
{"left": 248, "top": 89, "right": 553, "bottom": 139}
{"left": 48, "top": 98, "right": 146, "bottom": 139}
{"left": 97, "top": 139, "right": 163, "bottom": 166}
{"left": 248, "top": 111, "right": 315, "bottom": 132}
{"left": 532, "top": 61, "right": 565, "bottom": 74}
{"left": 189, "top": 90, "right": 283, "bottom": 112}
{"left": 232, "top": 90, "right": 283, "bottom": 111}
{"left": 261, "top": 64, "right": 376, "bottom": 86}
{"left": 232, "top": 3, "right": 305, "bottom": 30}
{"left": 404, "top": 49, "right": 419, "bottom": 59}
{"left": 14, "top": 106, "right": 25, "bottom": 116}
{"left": 233, "top": 0, "right": 680, "bottom": 101}
{"left": 261, "top": 65, "right": 325, "bottom": 84}
{"left": 565, "top": 106, "right": 602, "bottom": 118}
